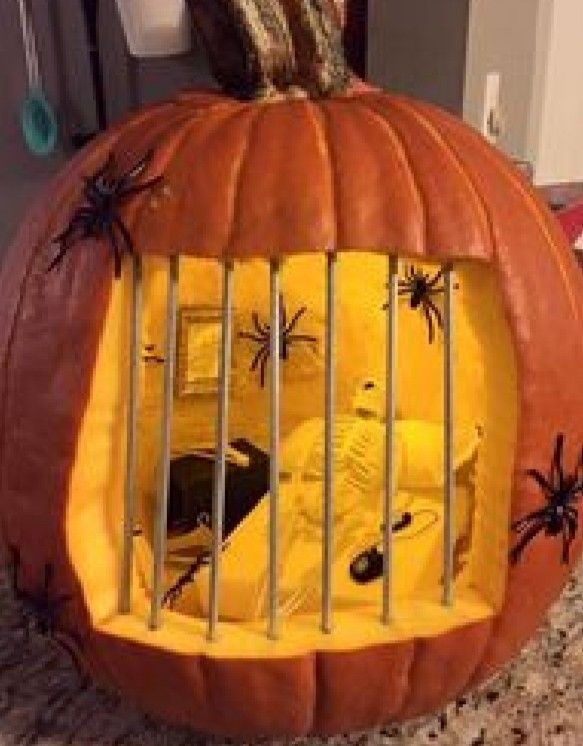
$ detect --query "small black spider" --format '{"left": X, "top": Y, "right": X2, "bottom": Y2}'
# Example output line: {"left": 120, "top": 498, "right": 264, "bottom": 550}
{"left": 142, "top": 344, "right": 165, "bottom": 364}
{"left": 8, "top": 545, "right": 85, "bottom": 672}
{"left": 349, "top": 513, "right": 413, "bottom": 584}
{"left": 48, "top": 149, "right": 162, "bottom": 278}
{"left": 386, "top": 265, "right": 451, "bottom": 344}
{"left": 239, "top": 293, "right": 318, "bottom": 388}
{"left": 510, "top": 434, "right": 583, "bottom": 565}
{"left": 163, "top": 551, "right": 211, "bottom": 610}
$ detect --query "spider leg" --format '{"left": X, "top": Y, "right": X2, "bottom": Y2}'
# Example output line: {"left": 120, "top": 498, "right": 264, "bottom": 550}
{"left": 509, "top": 521, "right": 546, "bottom": 564}
{"left": 565, "top": 505, "right": 579, "bottom": 526}
{"left": 426, "top": 298, "right": 443, "bottom": 331}
{"left": 83, "top": 179, "right": 101, "bottom": 202}
{"left": 112, "top": 214, "right": 135, "bottom": 256}
{"left": 259, "top": 348, "right": 270, "bottom": 389}
{"left": 106, "top": 223, "right": 123, "bottom": 277}
{"left": 53, "top": 212, "right": 91, "bottom": 246}
{"left": 61, "top": 206, "right": 95, "bottom": 226}
{"left": 49, "top": 213, "right": 93, "bottom": 267}
{"left": 422, "top": 303, "right": 435, "bottom": 344}
{"left": 562, "top": 519, "right": 575, "bottom": 563}
{"left": 47, "top": 243, "right": 72, "bottom": 274}
{"left": 567, "top": 511, "right": 578, "bottom": 542}
{"left": 250, "top": 344, "right": 269, "bottom": 373}
{"left": 511, "top": 506, "right": 549, "bottom": 533}
{"left": 551, "top": 434, "right": 565, "bottom": 491}
{"left": 286, "top": 333, "right": 318, "bottom": 348}
{"left": 118, "top": 175, "right": 163, "bottom": 199}
{"left": 284, "top": 306, "right": 307, "bottom": 336}
{"left": 89, "top": 152, "right": 115, "bottom": 183}
{"left": 427, "top": 268, "right": 444, "bottom": 288}
{"left": 279, "top": 293, "right": 287, "bottom": 330}
{"left": 252, "top": 312, "right": 269, "bottom": 337}
{"left": 238, "top": 331, "right": 265, "bottom": 344}
{"left": 163, "top": 551, "right": 211, "bottom": 609}
{"left": 525, "top": 468, "right": 553, "bottom": 495}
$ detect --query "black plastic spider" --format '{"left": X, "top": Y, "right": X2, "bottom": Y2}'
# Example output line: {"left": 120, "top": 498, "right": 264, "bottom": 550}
{"left": 350, "top": 513, "right": 412, "bottom": 584}
{"left": 387, "top": 265, "right": 450, "bottom": 344}
{"left": 162, "top": 551, "right": 211, "bottom": 610}
{"left": 239, "top": 293, "right": 318, "bottom": 387}
{"left": 48, "top": 149, "right": 162, "bottom": 277}
{"left": 510, "top": 434, "right": 583, "bottom": 565}
{"left": 8, "top": 545, "right": 85, "bottom": 672}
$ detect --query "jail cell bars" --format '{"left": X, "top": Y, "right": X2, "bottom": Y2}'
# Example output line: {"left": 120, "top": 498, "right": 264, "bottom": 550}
{"left": 269, "top": 261, "right": 281, "bottom": 640}
{"left": 207, "top": 261, "right": 234, "bottom": 641}
{"left": 119, "top": 255, "right": 456, "bottom": 635}
{"left": 150, "top": 255, "right": 179, "bottom": 630}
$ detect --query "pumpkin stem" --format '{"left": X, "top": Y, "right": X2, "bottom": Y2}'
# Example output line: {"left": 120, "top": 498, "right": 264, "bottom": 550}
{"left": 187, "top": 0, "right": 297, "bottom": 98}
{"left": 280, "top": 0, "right": 350, "bottom": 96}
{"left": 187, "top": 0, "right": 351, "bottom": 99}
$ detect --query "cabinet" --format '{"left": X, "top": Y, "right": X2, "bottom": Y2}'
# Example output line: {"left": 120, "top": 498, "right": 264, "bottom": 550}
{"left": 367, "top": 0, "right": 472, "bottom": 114}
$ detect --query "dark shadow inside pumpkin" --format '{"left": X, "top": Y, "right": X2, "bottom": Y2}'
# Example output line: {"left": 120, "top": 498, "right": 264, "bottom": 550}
{"left": 124, "top": 252, "right": 517, "bottom": 631}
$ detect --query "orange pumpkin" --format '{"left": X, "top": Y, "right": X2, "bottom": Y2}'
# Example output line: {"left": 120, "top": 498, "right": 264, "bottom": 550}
{"left": 1, "top": 0, "right": 583, "bottom": 737}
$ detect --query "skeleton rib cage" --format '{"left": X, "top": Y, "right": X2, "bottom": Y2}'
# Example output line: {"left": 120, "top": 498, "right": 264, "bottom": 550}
{"left": 118, "top": 254, "right": 456, "bottom": 639}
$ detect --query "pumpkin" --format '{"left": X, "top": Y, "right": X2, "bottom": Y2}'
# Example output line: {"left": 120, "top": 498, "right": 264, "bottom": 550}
{"left": 1, "top": 0, "right": 583, "bottom": 737}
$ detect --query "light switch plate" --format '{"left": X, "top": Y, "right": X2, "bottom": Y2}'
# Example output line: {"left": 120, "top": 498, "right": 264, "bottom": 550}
{"left": 482, "top": 72, "right": 502, "bottom": 144}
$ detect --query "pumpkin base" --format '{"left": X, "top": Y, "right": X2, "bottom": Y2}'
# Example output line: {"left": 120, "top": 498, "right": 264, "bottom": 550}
{"left": 98, "top": 589, "right": 494, "bottom": 656}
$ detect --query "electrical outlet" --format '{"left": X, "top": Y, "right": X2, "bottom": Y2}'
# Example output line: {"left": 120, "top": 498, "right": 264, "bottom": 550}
{"left": 482, "top": 72, "right": 503, "bottom": 144}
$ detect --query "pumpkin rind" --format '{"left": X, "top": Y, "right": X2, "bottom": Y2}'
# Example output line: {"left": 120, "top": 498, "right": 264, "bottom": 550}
{"left": 1, "top": 88, "right": 583, "bottom": 737}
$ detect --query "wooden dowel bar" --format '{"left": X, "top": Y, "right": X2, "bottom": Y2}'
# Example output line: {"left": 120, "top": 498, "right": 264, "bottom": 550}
{"left": 208, "top": 261, "right": 235, "bottom": 642}
{"left": 443, "top": 264, "right": 455, "bottom": 607}
{"left": 382, "top": 254, "right": 398, "bottom": 624}
{"left": 322, "top": 252, "right": 337, "bottom": 635}
{"left": 149, "top": 255, "right": 179, "bottom": 630}
{"left": 268, "top": 260, "right": 281, "bottom": 640}
{"left": 120, "top": 254, "right": 142, "bottom": 615}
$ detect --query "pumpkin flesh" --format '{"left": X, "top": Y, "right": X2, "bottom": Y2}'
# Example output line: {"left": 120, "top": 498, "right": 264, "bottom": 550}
{"left": 67, "top": 251, "right": 517, "bottom": 654}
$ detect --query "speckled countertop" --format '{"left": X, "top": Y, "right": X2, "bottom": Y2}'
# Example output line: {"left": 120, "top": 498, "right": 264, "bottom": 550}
{"left": 0, "top": 562, "right": 581, "bottom": 746}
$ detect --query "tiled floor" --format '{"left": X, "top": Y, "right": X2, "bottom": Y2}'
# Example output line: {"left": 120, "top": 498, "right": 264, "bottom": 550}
{"left": 0, "top": 562, "right": 581, "bottom": 745}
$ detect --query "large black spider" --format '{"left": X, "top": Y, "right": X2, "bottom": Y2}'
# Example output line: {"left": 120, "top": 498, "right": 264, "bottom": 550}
{"left": 510, "top": 434, "right": 583, "bottom": 565}
{"left": 7, "top": 545, "right": 85, "bottom": 672}
{"left": 48, "top": 149, "right": 162, "bottom": 278}
{"left": 239, "top": 293, "right": 318, "bottom": 388}
{"left": 387, "top": 265, "right": 450, "bottom": 344}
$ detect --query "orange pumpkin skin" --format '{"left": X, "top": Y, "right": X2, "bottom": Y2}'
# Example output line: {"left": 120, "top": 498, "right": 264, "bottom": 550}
{"left": 2, "top": 83, "right": 583, "bottom": 737}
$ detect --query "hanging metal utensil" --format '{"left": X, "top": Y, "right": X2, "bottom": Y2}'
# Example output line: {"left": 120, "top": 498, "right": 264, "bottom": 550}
{"left": 17, "top": 0, "right": 58, "bottom": 156}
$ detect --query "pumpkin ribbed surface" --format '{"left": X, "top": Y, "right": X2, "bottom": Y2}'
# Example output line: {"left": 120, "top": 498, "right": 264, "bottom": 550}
{"left": 1, "top": 85, "right": 583, "bottom": 737}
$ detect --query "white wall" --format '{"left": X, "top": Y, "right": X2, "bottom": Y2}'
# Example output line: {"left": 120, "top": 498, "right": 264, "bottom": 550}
{"left": 529, "top": 0, "right": 583, "bottom": 183}
{"left": 463, "top": 0, "right": 540, "bottom": 161}
{"left": 464, "top": 0, "right": 583, "bottom": 184}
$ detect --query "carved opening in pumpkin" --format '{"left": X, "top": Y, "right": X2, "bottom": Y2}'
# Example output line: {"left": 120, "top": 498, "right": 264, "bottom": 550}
{"left": 66, "top": 251, "right": 517, "bottom": 653}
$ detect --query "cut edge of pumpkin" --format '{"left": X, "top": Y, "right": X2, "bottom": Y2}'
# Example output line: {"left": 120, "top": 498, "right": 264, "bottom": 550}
{"left": 66, "top": 252, "right": 518, "bottom": 659}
